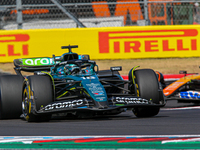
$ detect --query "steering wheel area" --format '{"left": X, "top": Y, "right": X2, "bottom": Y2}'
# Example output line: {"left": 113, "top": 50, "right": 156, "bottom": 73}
{"left": 54, "top": 60, "right": 96, "bottom": 75}
{"left": 69, "top": 67, "right": 80, "bottom": 75}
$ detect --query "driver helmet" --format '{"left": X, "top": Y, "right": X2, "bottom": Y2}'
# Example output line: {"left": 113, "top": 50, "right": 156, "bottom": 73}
{"left": 64, "top": 64, "right": 79, "bottom": 75}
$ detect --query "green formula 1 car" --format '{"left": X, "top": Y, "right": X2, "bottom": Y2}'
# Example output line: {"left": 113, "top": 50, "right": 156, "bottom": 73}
{"left": 0, "top": 45, "right": 165, "bottom": 122}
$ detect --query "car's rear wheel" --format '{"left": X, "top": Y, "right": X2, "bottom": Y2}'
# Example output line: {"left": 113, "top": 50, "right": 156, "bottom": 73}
{"left": 129, "top": 69, "right": 161, "bottom": 117}
{"left": 0, "top": 75, "right": 24, "bottom": 119}
{"left": 22, "top": 75, "right": 53, "bottom": 122}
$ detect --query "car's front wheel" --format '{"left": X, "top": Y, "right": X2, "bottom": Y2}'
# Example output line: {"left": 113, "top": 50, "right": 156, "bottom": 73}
{"left": 129, "top": 69, "right": 162, "bottom": 117}
{"left": 22, "top": 75, "right": 53, "bottom": 122}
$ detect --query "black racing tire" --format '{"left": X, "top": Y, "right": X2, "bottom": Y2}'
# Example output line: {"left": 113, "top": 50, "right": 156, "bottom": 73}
{"left": 129, "top": 69, "right": 160, "bottom": 117}
{"left": 22, "top": 75, "right": 53, "bottom": 122}
{"left": 0, "top": 75, "right": 24, "bottom": 119}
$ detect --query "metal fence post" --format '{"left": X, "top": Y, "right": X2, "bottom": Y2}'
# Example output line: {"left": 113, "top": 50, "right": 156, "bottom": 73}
{"left": 16, "top": 0, "right": 23, "bottom": 29}
{"left": 50, "top": 0, "right": 86, "bottom": 28}
{"left": 144, "top": 0, "right": 149, "bottom": 25}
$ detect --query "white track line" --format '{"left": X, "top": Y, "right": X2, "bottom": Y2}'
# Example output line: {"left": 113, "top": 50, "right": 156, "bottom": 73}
{"left": 162, "top": 106, "right": 200, "bottom": 110}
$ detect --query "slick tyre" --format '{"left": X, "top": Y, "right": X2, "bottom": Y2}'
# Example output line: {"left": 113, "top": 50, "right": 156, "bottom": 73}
{"left": 129, "top": 69, "right": 160, "bottom": 117}
{"left": 0, "top": 75, "right": 24, "bottom": 119}
{"left": 22, "top": 75, "right": 53, "bottom": 122}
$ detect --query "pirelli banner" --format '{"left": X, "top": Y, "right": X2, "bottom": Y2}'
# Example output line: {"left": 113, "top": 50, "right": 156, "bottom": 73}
{"left": 0, "top": 25, "right": 199, "bottom": 62}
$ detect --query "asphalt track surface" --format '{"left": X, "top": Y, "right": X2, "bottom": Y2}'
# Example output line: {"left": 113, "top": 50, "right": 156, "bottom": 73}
{"left": 0, "top": 100, "right": 200, "bottom": 136}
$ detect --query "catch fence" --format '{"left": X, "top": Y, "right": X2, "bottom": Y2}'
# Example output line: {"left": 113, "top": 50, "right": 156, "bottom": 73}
{"left": 0, "top": 0, "right": 199, "bottom": 30}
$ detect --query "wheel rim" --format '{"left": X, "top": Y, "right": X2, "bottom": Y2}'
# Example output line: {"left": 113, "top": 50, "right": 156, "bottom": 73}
{"left": 22, "top": 87, "right": 29, "bottom": 117}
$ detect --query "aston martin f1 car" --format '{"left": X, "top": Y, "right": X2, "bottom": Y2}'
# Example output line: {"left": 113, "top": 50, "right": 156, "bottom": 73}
{"left": 0, "top": 45, "right": 165, "bottom": 121}
{"left": 162, "top": 71, "right": 200, "bottom": 103}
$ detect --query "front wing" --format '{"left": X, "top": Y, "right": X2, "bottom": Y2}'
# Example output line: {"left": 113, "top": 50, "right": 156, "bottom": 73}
{"left": 35, "top": 96, "right": 165, "bottom": 114}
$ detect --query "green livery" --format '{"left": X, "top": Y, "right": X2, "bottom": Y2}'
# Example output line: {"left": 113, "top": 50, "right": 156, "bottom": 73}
{"left": 22, "top": 57, "right": 54, "bottom": 66}
{"left": 0, "top": 45, "right": 165, "bottom": 122}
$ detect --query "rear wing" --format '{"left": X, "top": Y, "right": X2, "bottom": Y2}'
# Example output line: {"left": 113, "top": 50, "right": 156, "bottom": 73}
{"left": 14, "top": 55, "right": 90, "bottom": 72}
{"left": 14, "top": 57, "right": 54, "bottom": 72}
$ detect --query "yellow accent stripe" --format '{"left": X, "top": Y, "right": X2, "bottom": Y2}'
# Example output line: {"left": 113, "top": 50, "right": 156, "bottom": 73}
{"left": 56, "top": 91, "right": 68, "bottom": 99}
{"left": 29, "top": 102, "right": 31, "bottom": 114}
{"left": 84, "top": 91, "right": 90, "bottom": 96}
{"left": 56, "top": 87, "right": 76, "bottom": 99}
{"left": 24, "top": 88, "right": 27, "bottom": 94}
{"left": 24, "top": 78, "right": 31, "bottom": 99}
{"left": 131, "top": 66, "right": 140, "bottom": 84}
